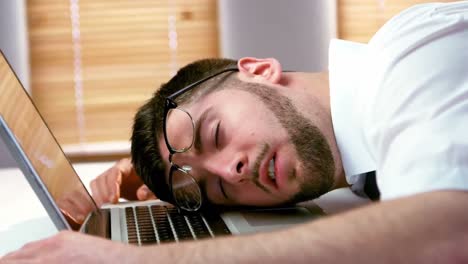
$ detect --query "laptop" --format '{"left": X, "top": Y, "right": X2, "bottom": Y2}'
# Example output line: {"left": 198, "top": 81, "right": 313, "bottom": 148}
{"left": 0, "top": 50, "right": 324, "bottom": 245}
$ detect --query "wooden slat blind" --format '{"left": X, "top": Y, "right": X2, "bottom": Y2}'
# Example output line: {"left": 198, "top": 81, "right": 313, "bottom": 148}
{"left": 27, "top": 0, "right": 218, "bottom": 159}
{"left": 338, "top": 0, "right": 457, "bottom": 42}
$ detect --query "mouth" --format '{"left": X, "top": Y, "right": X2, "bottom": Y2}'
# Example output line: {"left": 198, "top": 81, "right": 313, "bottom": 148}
{"left": 259, "top": 153, "right": 279, "bottom": 191}
{"left": 268, "top": 157, "right": 276, "bottom": 182}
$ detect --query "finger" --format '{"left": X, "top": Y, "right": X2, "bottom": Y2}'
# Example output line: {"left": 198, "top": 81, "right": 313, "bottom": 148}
{"left": 106, "top": 168, "right": 122, "bottom": 202}
{"left": 90, "top": 179, "right": 103, "bottom": 207}
{"left": 136, "top": 185, "right": 156, "bottom": 201}
{"left": 116, "top": 158, "right": 132, "bottom": 180}
{"left": 96, "top": 171, "right": 111, "bottom": 204}
{"left": 111, "top": 182, "right": 120, "bottom": 203}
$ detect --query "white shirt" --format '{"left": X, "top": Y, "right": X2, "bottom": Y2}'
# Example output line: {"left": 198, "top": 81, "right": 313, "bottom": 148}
{"left": 329, "top": 1, "right": 468, "bottom": 200}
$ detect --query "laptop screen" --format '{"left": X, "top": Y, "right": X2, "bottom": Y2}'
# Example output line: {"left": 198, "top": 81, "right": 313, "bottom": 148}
{"left": 0, "top": 51, "right": 97, "bottom": 229}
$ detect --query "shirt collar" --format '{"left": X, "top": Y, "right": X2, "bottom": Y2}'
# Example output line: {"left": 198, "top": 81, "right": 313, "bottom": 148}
{"left": 328, "top": 39, "right": 376, "bottom": 185}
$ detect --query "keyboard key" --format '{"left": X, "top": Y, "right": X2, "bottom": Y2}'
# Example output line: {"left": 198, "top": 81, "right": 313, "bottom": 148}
{"left": 185, "top": 213, "right": 211, "bottom": 239}
{"left": 166, "top": 207, "right": 194, "bottom": 241}
{"left": 124, "top": 205, "right": 231, "bottom": 245}
{"left": 203, "top": 213, "right": 231, "bottom": 236}
{"left": 150, "top": 205, "right": 176, "bottom": 243}
{"left": 125, "top": 207, "right": 138, "bottom": 244}
{"left": 135, "top": 206, "right": 157, "bottom": 244}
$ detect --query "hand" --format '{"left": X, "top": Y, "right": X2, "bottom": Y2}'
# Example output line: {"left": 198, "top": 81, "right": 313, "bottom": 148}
{"left": 90, "top": 158, "right": 156, "bottom": 207}
{"left": 0, "top": 231, "right": 140, "bottom": 263}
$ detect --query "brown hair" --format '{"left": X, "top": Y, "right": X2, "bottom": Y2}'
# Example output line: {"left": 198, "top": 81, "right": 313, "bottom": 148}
{"left": 130, "top": 58, "right": 237, "bottom": 203}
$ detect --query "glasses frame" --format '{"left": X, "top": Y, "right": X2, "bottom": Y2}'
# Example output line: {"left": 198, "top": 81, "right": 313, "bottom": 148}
{"left": 162, "top": 67, "right": 239, "bottom": 211}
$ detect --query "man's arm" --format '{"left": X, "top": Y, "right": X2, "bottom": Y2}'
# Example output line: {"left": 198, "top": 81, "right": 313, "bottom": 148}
{"left": 140, "top": 190, "right": 468, "bottom": 263}
{"left": 2, "top": 190, "right": 467, "bottom": 263}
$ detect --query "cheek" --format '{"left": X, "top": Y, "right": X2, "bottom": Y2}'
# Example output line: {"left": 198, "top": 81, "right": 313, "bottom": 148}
{"left": 232, "top": 123, "right": 267, "bottom": 145}
{"left": 222, "top": 106, "right": 273, "bottom": 134}
{"left": 216, "top": 95, "right": 288, "bottom": 145}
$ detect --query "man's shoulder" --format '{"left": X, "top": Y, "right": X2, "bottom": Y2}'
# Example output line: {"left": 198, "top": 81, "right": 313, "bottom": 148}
{"left": 369, "top": 2, "right": 468, "bottom": 51}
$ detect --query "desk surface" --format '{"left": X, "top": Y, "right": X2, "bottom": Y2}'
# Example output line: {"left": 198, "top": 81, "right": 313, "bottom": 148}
{"left": 0, "top": 162, "right": 369, "bottom": 256}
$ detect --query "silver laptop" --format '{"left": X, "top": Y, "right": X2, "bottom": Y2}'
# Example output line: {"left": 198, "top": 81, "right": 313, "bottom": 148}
{"left": 0, "top": 50, "right": 324, "bottom": 245}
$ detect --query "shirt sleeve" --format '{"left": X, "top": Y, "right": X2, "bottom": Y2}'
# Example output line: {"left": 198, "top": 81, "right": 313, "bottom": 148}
{"left": 363, "top": 2, "right": 468, "bottom": 200}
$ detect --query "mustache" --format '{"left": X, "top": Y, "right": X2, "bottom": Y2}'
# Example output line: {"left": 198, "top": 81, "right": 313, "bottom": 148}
{"left": 252, "top": 143, "right": 271, "bottom": 194}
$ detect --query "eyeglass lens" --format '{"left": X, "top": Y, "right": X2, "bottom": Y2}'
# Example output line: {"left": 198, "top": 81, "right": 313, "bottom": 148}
{"left": 166, "top": 108, "right": 194, "bottom": 152}
{"left": 165, "top": 108, "right": 201, "bottom": 210}
{"left": 171, "top": 168, "right": 202, "bottom": 210}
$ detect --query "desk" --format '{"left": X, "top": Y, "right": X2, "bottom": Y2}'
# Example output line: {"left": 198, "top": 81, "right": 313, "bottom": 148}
{"left": 0, "top": 162, "right": 369, "bottom": 257}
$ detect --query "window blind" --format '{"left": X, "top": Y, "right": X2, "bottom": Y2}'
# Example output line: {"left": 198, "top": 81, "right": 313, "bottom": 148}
{"left": 27, "top": 0, "right": 218, "bottom": 160}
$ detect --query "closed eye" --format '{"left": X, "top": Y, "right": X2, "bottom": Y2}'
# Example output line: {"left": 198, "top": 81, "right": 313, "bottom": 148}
{"left": 214, "top": 121, "right": 220, "bottom": 148}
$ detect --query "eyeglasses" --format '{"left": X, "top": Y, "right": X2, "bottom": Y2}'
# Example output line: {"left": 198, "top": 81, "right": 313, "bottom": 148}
{"left": 162, "top": 67, "right": 238, "bottom": 211}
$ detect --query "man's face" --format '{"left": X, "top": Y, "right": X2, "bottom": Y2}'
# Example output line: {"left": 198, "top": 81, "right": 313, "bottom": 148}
{"left": 158, "top": 78, "right": 337, "bottom": 207}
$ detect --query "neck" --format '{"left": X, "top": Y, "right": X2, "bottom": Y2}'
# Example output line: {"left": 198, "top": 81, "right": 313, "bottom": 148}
{"left": 279, "top": 71, "right": 330, "bottom": 111}
{"left": 280, "top": 71, "right": 348, "bottom": 190}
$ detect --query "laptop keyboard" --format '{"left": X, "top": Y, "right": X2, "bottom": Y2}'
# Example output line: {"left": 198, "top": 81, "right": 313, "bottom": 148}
{"left": 125, "top": 205, "right": 231, "bottom": 245}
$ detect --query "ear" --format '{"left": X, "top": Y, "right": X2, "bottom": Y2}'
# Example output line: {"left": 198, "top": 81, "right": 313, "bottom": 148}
{"left": 237, "top": 57, "right": 282, "bottom": 84}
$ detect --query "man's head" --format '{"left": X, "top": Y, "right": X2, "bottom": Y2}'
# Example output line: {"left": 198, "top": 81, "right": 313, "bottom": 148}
{"left": 131, "top": 57, "right": 345, "bottom": 209}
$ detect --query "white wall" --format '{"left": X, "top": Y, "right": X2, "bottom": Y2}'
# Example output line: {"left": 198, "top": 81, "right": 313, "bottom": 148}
{"left": 218, "top": 0, "right": 337, "bottom": 72}
{"left": 0, "top": 0, "right": 30, "bottom": 168}
{"left": 0, "top": 0, "right": 30, "bottom": 91}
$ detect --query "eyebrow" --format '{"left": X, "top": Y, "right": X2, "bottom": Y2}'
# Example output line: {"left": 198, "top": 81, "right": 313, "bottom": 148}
{"left": 194, "top": 107, "right": 212, "bottom": 153}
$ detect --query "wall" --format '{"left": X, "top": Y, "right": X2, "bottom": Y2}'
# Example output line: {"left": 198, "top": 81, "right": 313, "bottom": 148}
{"left": 218, "top": 0, "right": 337, "bottom": 72}
{"left": 0, "top": 0, "right": 30, "bottom": 168}
{"left": 0, "top": 0, "right": 30, "bottom": 91}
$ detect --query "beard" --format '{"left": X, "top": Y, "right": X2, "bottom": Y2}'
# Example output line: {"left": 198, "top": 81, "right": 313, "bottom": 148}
{"left": 237, "top": 82, "right": 335, "bottom": 203}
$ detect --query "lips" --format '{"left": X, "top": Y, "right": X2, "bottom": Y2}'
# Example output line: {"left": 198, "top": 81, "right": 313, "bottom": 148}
{"left": 259, "top": 153, "right": 279, "bottom": 191}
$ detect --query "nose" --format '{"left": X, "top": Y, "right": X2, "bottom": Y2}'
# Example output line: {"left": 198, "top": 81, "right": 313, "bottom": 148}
{"left": 205, "top": 152, "right": 249, "bottom": 185}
